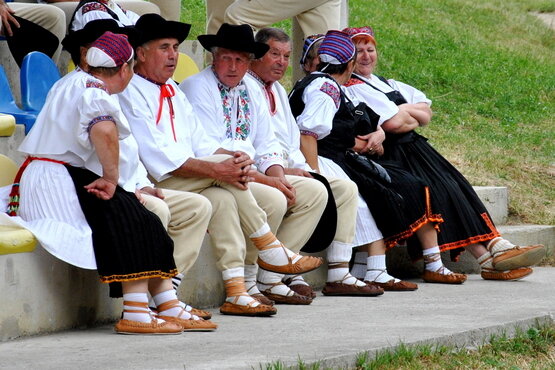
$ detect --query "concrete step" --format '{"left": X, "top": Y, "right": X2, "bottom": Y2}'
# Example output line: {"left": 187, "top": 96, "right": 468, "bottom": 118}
{"left": 473, "top": 186, "right": 508, "bottom": 225}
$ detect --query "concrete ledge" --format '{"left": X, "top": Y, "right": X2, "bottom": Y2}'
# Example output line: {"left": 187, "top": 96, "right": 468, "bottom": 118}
{"left": 474, "top": 186, "right": 508, "bottom": 225}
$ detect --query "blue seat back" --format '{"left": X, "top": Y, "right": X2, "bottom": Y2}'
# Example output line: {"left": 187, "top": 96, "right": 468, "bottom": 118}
{"left": 0, "top": 66, "right": 37, "bottom": 133}
{"left": 20, "top": 51, "right": 61, "bottom": 113}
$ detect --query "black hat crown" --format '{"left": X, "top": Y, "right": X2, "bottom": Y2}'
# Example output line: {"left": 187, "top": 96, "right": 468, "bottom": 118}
{"left": 197, "top": 23, "right": 269, "bottom": 59}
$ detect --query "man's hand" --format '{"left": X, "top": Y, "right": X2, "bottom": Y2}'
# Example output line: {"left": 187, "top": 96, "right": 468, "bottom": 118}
{"left": 284, "top": 167, "right": 313, "bottom": 178}
{"left": 213, "top": 157, "right": 255, "bottom": 190}
{"left": 84, "top": 177, "right": 117, "bottom": 200}
{"left": 0, "top": 1, "right": 19, "bottom": 37}
{"left": 141, "top": 186, "right": 165, "bottom": 199}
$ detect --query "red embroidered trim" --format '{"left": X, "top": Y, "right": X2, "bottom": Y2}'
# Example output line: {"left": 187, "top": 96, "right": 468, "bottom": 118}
{"left": 344, "top": 78, "right": 365, "bottom": 87}
{"left": 81, "top": 3, "right": 109, "bottom": 14}
{"left": 320, "top": 81, "right": 340, "bottom": 108}
{"left": 438, "top": 212, "right": 500, "bottom": 252}
{"left": 300, "top": 130, "right": 318, "bottom": 139}
{"left": 100, "top": 269, "right": 178, "bottom": 283}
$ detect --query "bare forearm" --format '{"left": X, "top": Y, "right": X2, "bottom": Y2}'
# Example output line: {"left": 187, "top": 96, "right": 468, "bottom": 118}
{"left": 403, "top": 103, "right": 432, "bottom": 126}
{"left": 89, "top": 121, "right": 119, "bottom": 184}
{"left": 381, "top": 109, "right": 419, "bottom": 134}
{"left": 171, "top": 157, "right": 219, "bottom": 179}
{"left": 300, "top": 134, "right": 319, "bottom": 172}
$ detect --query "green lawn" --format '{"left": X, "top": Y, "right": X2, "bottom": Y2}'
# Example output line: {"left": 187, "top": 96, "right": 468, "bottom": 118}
{"left": 180, "top": 0, "right": 554, "bottom": 226}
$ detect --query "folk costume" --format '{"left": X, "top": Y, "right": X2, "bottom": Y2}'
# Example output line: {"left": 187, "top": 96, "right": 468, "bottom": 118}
{"left": 120, "top": 16, "right": 322, "bottom": 316}
{"left": 13, "top": 34, "right": 176, "bottom": 296}
{"left": 70, "top": 0, "right": 139, "bottom": 31}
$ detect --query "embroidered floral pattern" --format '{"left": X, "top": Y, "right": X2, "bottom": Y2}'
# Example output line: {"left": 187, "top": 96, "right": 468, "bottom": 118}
{"left": 320, "top": 81, "right": 340, "bottom": 108}
{"left": 217, "top": 82, "right": 251, "bottom": 141}
{"left": 88, "top": 115, "right": 115, "bottom": 132}
{"left": 86, "top": 79, "right": 108, "bottom": 92}
{"left": 257, "top": 152, "right": 282, "bottom": 169}
{"left": 81, "top": 2, "right": 109, "bottom": 14}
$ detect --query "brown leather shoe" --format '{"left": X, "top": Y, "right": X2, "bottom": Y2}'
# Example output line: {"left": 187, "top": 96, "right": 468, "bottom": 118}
{"left": 481, "top": 267, "right": 533, "bottom": 281}
{"left": 492, "top": 244, "right": 546, "bottom": 271}
{"left": 114, "top": 319, "right": 183, "bottom": 335}
{"left": 261, "top": 290, "right": 313, "bottom": 305}
{"left": 251, "top": 293, "right": 275, "bottom": 306}
{"left": 158, "top": 315, "right": 218, "bottom": 332}
{"left": 322, "top": 282, "right": 384, "bottom": 296}
{"left": 257, "top": 254, "right": 323, "bottom": 275}
{"left": 190, "top": 307, "right": 212, "bottom": 320}
{"left": 422, "top": 270, "right": 467, "bottom": 284}
{"left": 287, "top": 283, "right": 317, "bottom": 299}
{"left": 219, "top": 301, "right": 277, "bottom": 316}
{"left": 369, "top": 279, "right": 418, "bottom": 291}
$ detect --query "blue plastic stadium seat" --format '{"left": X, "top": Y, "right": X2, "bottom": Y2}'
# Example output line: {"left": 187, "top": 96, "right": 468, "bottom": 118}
{"left": 20, "top": 51, "right": 61, "bottom": 115}
{"left": 0, "top": 66, "right": 37, "bottom": 134}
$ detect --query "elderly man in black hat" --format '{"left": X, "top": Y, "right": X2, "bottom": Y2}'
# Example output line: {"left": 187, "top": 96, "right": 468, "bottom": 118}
{"left": 119, "top": 14, "right": 323, "bottom": 317}
{"left": 180, "top": 23, "right": 332, "bottom": 305}
{"left": 61, "top": 19, "right": 219, "bottom": 322}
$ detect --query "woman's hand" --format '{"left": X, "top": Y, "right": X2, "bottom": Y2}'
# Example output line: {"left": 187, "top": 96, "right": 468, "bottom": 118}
{"left": 0, "top": 2, "right": 19, "bottom": 37}
{"left": 84, "top": 177, "right": 117, "bottom": 200}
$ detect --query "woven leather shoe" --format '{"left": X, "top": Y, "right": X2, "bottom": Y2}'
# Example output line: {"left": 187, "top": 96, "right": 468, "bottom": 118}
{"left": 220, "top": 301, "right": 277, "bottom": 316}
{"left": 288, "top": 283, "right": 317, "bottom": 299}
{"left": 422, "top": 270, "right": 467, "bottom": 284}
{"left": 492, "top": 245, "right": 546, "bottom": 271}
{"left": 114, "top": 319, "right": 183, "bottom": 335}
{"left": 322, "top": 282, "right": 384, "bottom": 296}
{"left": 261, "top": 290, "right": 313, "bottom": 305}
{"left": 257, "top": 254, "right": 323, "bottom": 275}
{"left": 481, "top": 267, "right": 533, "bottom": 281}
{"left": 191, "top": 307, "right": 212, "bottom": 320}
{"left": 251, "top": 293, "right": 275, "bottom": 306}
{"left": 370, "top": 279, "right": 418, "bottom": 291}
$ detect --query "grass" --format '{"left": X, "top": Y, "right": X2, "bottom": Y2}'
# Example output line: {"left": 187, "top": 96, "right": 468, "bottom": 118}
{"left": 259, "top": 323, "right": 555, "bottom": 369}
{"left": 179, "top": 1, "right": 555, "bottom": 226}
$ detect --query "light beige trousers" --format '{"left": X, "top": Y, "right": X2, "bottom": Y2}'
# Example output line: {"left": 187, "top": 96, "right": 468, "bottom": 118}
{"left": 9, "top": 3, "right": 66, "bottom": 62}
{"left": 156, "top": 155, "right": 270, "bottom": 271}
{"left": 244, "top": 175, "right": 327, "bottom": 264}
{"left": 326, "top": 176, "right": 358, "bottom": 245}
{"left": 224, "top": 0, "right": 341, "bottom": 36}
{"left": 142, "top": 188, "right": 212, "bottom": 274}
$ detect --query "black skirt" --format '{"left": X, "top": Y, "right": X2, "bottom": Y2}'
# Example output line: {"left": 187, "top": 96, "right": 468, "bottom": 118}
{"left": 381, "top": 132, "right": 500, "bottom": 260}
{"left": 65, "top": 166, "right": 177, "bottom": 296}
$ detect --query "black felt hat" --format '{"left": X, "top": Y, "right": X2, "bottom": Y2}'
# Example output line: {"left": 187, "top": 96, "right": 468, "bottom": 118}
{"left": 134, "top": 13, "right": 190, "bottom": 45}
{"left": 197, "top": 23, "right": 269, "bottom": 59}
{"left": 62, "top": 19, "right": 139, "bottom": 55}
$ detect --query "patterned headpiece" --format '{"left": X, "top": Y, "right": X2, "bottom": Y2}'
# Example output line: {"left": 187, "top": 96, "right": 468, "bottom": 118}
{"left": 318, "top": 30, "right": 356, "bottom": 65}
{"left": 299, "top": 33, "right": 325, "bottom": 65}
{"left": 86, "top": 31, "right": 133, "bottom": 68}
{"left": 342, "top": 26, "right": 377, "bottom": 46}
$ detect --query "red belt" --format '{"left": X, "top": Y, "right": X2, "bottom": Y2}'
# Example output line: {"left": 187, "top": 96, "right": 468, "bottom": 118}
{"left": 7, "top": 156, "right": 67, "bottom": 216}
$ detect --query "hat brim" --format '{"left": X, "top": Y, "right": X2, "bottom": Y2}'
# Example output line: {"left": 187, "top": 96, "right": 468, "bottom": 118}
{"left": 198, "top": 34, "right": 269, "bottom": 59}
{"left": 138, "top": 21, "right": 190, "bottom": 46}
{"left": 62, "top": 23, "right": 139, "bottom": 55}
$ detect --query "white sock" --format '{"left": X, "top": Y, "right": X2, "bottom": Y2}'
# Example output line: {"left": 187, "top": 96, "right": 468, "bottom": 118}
{"left": 423, "top": 246, "right": 453, "bottom": 274}
{"left": 477, "top": 251, "right": 494, "bottom": 271}
{"left": 222, "top": 268, "right": 259, "bottom": 307}
{"left": 244, "top": 264, "right": 262, "bottom": 295}
{"left": 486, "top": 237, "right": 516, "bottom": 256}
{"left": 258, "top": 270, "right": 292, "bottom": 296}
{"left": 364, "top": 255, "right": 400, "bottom": 283}
{"left": 153, "top": 289, "right": 196, "bottom": 320}
{"left": 123, "top": 293, "right": 157, "bottom": 323}
{"left": 327, "top": 263, "right": 366, "bottom": 287}
{"left": 284, "top": 274, "right": 309, "bottom": 287}
{"left": 250, "top": 226, "right": 301, "bottom": 265}
{"left": 351, "top": 251, "right": 368, "bottom": 279}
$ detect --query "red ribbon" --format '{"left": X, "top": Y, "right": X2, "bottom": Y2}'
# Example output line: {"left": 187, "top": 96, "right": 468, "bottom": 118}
{"left": 156, "top": 84, "right": 177, "bottom": 142}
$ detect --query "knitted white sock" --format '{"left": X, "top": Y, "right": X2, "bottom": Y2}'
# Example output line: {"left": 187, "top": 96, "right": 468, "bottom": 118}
{"left": 477, "top": 251, "right": 494, "bottom": 271}
{"left": 327, "top": 263, "right": 367, "bottom": 287}
{"left": 250, "top": 225, "right": 301, "bottom": 265}
{"left": 284, "top": 274, "right": 309, "bottom": 287}
{"left": 364, "top": 255, "right": 400, "bottom": 283}
{"left": 153, "top": 289, "right": 197, "bottom": 320}
{"left": 258, "top": 269, "right": 292, "bottom": 296}
{"left": 123, "top": 292, "right": 158, "bottom": 323}
{"left": 244, "top": 264, "right": 262, "bottom": 295}
{"left": 423, "top": 246, "right": 453, "bottom": 274}
{"left": 486, "top": 237, "right": 516, "bottom": 257}
{"left": 351, "top": 251, "right": 368, "bottom": 279}
{"left": 223, "top": 267, "right": 259, "bottom": 307}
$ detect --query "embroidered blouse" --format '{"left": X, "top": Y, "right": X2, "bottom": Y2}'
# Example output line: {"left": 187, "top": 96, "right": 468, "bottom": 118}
{"left": 71, "top": 0, "right": 139, "bottom": 31}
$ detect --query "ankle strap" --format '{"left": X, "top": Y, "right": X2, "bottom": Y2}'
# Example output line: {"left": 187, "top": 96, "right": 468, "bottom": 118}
{"left": 224, "top": 276, "right": 248, "bottom": 297}
{"left": 328, "top": 262, "right": 349, "bottom": 269}
{"left": 156, "top": 299, "right": 180, "bottom": 312}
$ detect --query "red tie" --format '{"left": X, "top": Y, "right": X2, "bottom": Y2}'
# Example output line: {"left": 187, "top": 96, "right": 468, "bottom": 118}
{"left": 156, "top": 84, "right": 177, "bottom": 142}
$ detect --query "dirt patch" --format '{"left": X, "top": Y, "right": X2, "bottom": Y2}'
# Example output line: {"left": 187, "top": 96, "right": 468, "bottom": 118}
{"left": 531, "top": 11, "right": 555, "bottom": 31}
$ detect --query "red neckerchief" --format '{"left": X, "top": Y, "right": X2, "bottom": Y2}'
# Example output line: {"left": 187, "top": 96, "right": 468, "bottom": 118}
{"left": 137, "top": 74, "right": 177, "bottom": 142}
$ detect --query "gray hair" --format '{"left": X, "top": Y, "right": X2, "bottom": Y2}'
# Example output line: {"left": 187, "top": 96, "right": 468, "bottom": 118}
{"left": 254, "top": 28, "right": 290, "bottom": 44}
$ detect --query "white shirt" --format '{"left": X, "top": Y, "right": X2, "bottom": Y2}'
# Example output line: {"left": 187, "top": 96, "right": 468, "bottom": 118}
{"left": 71, "top": 0, "right": 139, "bottom": 31}
{"left": 118, "top": 74, "right": 220, "bottom": 182}
{"left": 180, "top": 67, "right": 284, "bottom": 174}
{"left": 245, "top": 73, "right": 309, "bottom": 170}
{"left": 345, "top": 73, "right": 432, "bottom": 124}
{"left": 19, "top": 70, "right": 150, "bottom": 192}
{"left": 295, "top": 72, "right": 342, "bottom": 140}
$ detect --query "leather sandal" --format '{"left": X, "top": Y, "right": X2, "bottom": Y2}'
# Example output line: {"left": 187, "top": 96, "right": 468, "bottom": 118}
{"left": 252, "top": 233, "right": 323, "bottom": 275}
{"left": 219, "top": 300, "right": 277, "bottom": 316}
{"left": 322, "top": 273, "right": 384, "bottom": 296}
{"left": 283, "top": 276, "right": 317, "bottom": 299}
{"left": 258, "top": 281, "right": 313, "bottom": 305}
{"left": 115, "top": 301, "right": 183, "bottom": 335}
{"left": 365, "top": 269, "right": 418, "bottom": 291}
{"left": 481, "top": 267, "right": 533, "bottom": 281}
{"left": 488, "top": 239, "right": 546, "bottom": 271}
{"left": 190, "top": 307, "right": 212, "bottom": 320}
{"left": 250, "top": 293, "right": 275, "bottom": 306}
{"left": 157, "top": 299, "right": 218, "bottom": 331}
{"left": 422, "top": 268, "right": 467, "bottom": 284}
